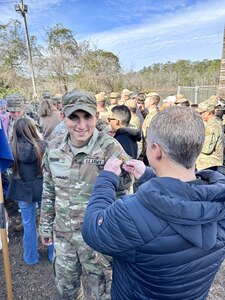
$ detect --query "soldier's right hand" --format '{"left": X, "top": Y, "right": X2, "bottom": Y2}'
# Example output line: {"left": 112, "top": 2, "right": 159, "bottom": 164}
{"left": 41, "top": 236, "right": 53, "bottom": 246}
{"left": 122, "top": 159, "right": 146, "bottom": 179}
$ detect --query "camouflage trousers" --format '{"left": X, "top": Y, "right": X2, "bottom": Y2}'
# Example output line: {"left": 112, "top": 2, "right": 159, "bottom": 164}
{"left": 53, "top": 231, "right": 111, "bottom": 300}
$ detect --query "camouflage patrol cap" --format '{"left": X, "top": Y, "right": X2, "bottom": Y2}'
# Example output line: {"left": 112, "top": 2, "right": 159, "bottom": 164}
{"left": 42, "top": 91, "right": 52, "bottom": 99}
{"left": 62, "top": 90, "right": 97, "bottom": 117}
{"left": 126, "top": 99, "right": 137, "bottom": 108}
{"left": 175, "top": 97, "right": 189, "bottom": 104}
{"left": 121, "top": 89, "right": 131, "bottom": 96}
{"left": 176, "top": 94, "right": 184, "bottom": 100}
{"left": 51, "top": 93, "right": 63, "bottom": 103}
{"left": 110, "top": 92, "right": 119, "bottom": 99}
{"left": 95, "top": 93, "right": 106, "bottom": 102}
{"left": 5, "top": 93, "right": 25, "bottom": 112}
{"left": 196, "top": 101, "right": 215, "bottom": 113}
{"left": 145, "top": 92, "right": 159, "bottom": 97}
{"left": 137, "top": 94, "right": 146, "bottom": 102}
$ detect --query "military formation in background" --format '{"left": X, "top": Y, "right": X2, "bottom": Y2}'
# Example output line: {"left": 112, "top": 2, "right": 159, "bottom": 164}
{"left": 0, "top": 88, "right": 225, "bottom": 299}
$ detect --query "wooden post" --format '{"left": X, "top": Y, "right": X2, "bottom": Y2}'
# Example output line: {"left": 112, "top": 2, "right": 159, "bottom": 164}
{"left": 0, "top": 174, "right": 13, "bottom": 300}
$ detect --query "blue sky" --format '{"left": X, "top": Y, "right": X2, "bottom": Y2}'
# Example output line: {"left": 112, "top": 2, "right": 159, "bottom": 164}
{"left": 1, "top": 0, "right": 225, "bottom": 71}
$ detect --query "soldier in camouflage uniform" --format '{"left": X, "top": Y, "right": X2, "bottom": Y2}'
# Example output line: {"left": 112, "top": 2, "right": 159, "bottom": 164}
{"left": 95, "top": 93, "right": 110, "bottom": 132}
{"left": 142, "top": 92, "right": 160, "bottom": 139}
{"left": 6, "top": 93, "right": 26, "bottom": 141}
{"left": 196, "top": 101, "right": 224, "bottom": 170}
{"left": 107, "top": 92, "right": 120, "bottom": 112}
{"left": 126, "top": 98, "right": 142, "bottom": 131}
{"left": 119, "top": 89, "right": 131, "bottom": 105}
{"left": 39, "top": 90, "right": 132, "bottom": 300}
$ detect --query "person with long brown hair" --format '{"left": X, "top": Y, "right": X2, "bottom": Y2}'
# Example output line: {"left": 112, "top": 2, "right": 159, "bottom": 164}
{"left": 38, "top": 99, "right": 62, "bottom": 141}
{"left": 7, "top": 117, "right": 48, "bottom": 265}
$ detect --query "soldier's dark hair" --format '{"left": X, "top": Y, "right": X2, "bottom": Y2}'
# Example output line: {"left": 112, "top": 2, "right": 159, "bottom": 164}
{"left": 111, "top": 105, "right": 131, "bottom": 126}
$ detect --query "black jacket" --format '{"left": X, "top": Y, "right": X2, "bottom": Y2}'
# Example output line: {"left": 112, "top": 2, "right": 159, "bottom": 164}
{"left": 7, "top": 139, "right": 47, "bottom": 203}
{"left": 114, "top": 127, "right": 141, "bottom": 158}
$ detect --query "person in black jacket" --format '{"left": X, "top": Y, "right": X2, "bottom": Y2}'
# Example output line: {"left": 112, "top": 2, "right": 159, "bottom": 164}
{"left": 108, "top": 105, "right": 141, "bottom": 158}
{"left": 7, "top": 117, "right": 48, "bottom": 265}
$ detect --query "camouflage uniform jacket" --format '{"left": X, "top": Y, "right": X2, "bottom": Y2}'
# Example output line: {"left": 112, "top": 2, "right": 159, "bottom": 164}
{"left": 130, "top": 114, "right": 142, "bottom": 131}
{"left": 196, "top": 117, "right": 224, "bottom": 170}
{"left": 7, "top": 114, "right": 38, "bottom": 142}
{"left": 142, "top": 109, "right": 158, "bottom": 138}
{"left": 50, "top": 121, "right": 67, "bottom": 140}
{"left": 39, "top": 129, "right": 132, "bottom": 239}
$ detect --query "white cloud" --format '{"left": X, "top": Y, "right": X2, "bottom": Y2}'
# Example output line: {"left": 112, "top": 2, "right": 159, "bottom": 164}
{"left": 0, "top": 0, "right": 224, "bottom": 70}
{"left": 81, "top": 0, "right": 225, "bottom": 70}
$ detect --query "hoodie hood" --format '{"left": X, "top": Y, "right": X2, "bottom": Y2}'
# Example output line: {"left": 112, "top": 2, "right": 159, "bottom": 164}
{"left": 137, "top": 170, "right": 225, "bottom": 249}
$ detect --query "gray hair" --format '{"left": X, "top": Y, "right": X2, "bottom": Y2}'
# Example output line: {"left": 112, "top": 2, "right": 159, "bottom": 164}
{"left": 147, "top": 106, "right": 205, "bottom": 169}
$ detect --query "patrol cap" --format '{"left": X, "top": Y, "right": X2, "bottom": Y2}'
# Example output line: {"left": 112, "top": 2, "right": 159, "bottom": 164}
{"left": 145, "top": 92, "right": 159, "bottom": 97}
{"left": 137, "top": 94, "right": 145, "bottom": 102}
{"left": 62, "top": 90, "right": 97, "bottom": 117}
{"left": 176, "top": 94, "right": 184, "bottom": 100}
{"left": 175, "top": 97, "right": 189, "bottom": 104}
{"left": 42, "top": 91, "right": 52, "bottom": 99}
{"left": 5, "top": 93, "right": 25, "bottom": 112}
{"left": 110, "top": 92, "right": 119, "bottom": 99}
{"left": 0, "top": 99, "right": 6, "bottom": 107}
{"left": 51, "top": 93, "right": 63, "bottom": 103}
{"left": 121, "top": 89, "right": 131, "bottom": 96}
{"left": 95, "top": 93, "right": 106, "bottom": 102}
{"left": 126, "top": 99, "right": 137, "bottom": 108}
{"left": 196, "top": 101, "right": 215, "bottom": 113}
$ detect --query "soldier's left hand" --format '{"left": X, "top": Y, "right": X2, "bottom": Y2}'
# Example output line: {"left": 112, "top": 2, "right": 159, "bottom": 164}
{"left": 104, "top": 155, "right": 123, "bottom": 176}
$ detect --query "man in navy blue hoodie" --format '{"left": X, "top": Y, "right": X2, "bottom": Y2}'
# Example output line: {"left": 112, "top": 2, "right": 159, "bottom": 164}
{"left": 82, "top": 106, "right": 225, "bottom": 300}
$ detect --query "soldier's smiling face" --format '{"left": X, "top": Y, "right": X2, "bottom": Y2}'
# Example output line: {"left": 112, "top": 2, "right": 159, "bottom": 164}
{"left": 65, "top": 110, "right": 99, "bottom": 147}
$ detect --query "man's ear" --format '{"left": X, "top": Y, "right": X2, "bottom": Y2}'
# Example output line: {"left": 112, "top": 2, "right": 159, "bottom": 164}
{"left": 96, "top": 112, "right": 99, "bottom": 120}
{"left": 116, "top": 119, "right": 120, "bottom": 126}
{"left": 154, "top": 143, "right": 163, "bottom": 160}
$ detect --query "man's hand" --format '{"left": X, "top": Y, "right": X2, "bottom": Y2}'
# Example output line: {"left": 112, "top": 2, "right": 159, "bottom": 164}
{"left": 122, "top": 159, "right": 146, "bottom": 179}
{"left": 41, "top": 236, "right": 53, "bottom": 246}
{"left": 104, "top": 155, "right": 123, "bottom": 176}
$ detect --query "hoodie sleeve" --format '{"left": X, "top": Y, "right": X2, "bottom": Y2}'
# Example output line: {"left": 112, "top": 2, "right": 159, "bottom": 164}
{"left": 82, "top": 170, "right": 144, "bottom": 261}
{"left": 138, "top": 166, "right": 156, "bottom": 185}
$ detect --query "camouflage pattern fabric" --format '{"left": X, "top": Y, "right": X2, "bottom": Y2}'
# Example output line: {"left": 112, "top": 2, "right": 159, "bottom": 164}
{"left": 130, "top": 114, "right": 142, "bottom": 131}
{"left": 7, "top": 114, "right": 37, "bottom": 141}
{"left": 196, "top": 116, "right": 224, "bottom": 170}
{"left": 50, "top": 121, "right": 67, "bottom": 140}
{"left": 98, "top": 108, "right": 110, "bottom": 123}
{"left": 142, "top": 109, "right": 158, "bottom": 138}
{"left": 40, "top": 129, "right": 132, "bottom": 299}
{"left": 5, "top": 93, "right": 25, "bottom": 112}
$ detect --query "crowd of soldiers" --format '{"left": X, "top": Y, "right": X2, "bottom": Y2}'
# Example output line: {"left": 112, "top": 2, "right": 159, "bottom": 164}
{"left": 0, "top": 89, "right": 225, "bottom": 299}
{"left": 1, "top": 88, "right": 225, "bottom": 189}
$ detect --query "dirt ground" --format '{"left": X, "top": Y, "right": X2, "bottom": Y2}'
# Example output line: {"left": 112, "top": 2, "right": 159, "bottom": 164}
{"left": 1, "top": 207, "right": 225, "bottom": 300}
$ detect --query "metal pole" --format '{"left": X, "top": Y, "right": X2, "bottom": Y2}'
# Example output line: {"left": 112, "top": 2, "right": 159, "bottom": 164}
{"left": 16, "top": 0, "right": 37, "bottom": 97}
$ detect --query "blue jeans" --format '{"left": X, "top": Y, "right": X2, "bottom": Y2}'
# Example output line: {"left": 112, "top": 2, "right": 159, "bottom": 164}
{"left": 18, "top": 201, "right": 39, "bottom": 265}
